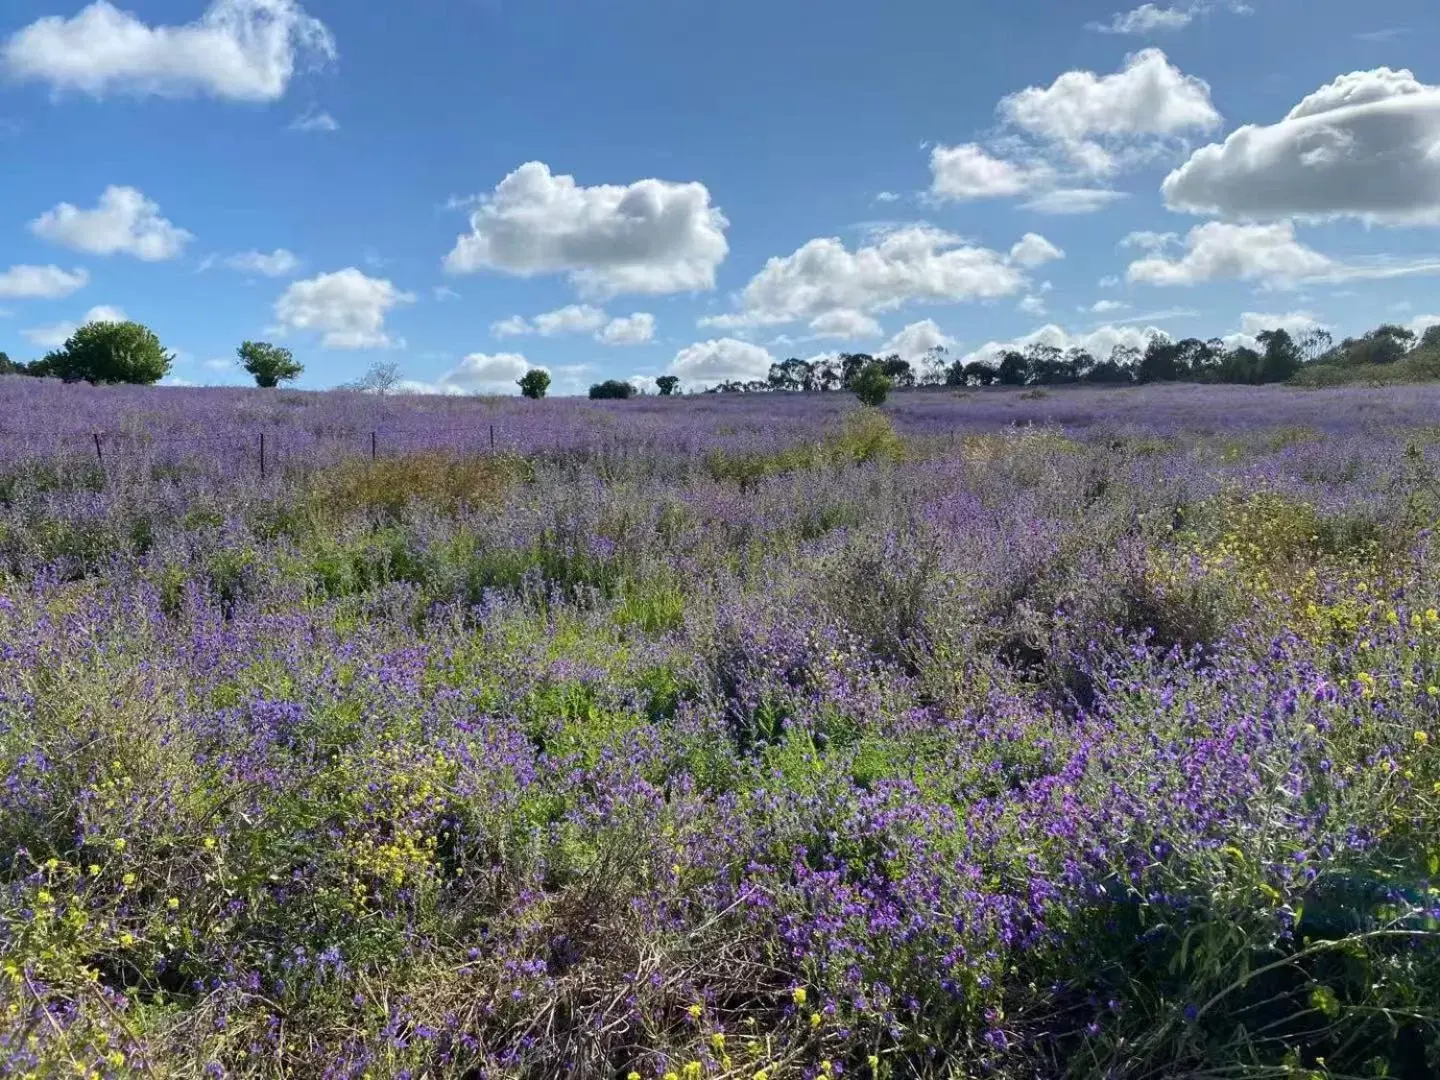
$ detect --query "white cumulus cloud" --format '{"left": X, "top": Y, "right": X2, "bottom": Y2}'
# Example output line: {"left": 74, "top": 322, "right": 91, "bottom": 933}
{"left": 1009, "top": 232, "right": 1066, "bottom": 267}
{"left": 929, "top": 144, "right": 1044, "bottom": 201}
{"left": 598, "top": 312, "right": 656, "bottom": 345}
{"left": 1000, "top": 48, "right": 1222, "bottom": 144}
{"left": 0, "top": 264, "right": 88, "bottom": 299}
{"left": 880, "top": 319, "right": 955, "bottom": 362}
{"left": 434, "top": 352, "right": 538, "bottom": 395}
{"left": 1126, "top": 221, "right": 1334, "bottom": 287}
{"left": 274, "top": 268, "right": 414, "bottom": 349}
{"left": 444, "top": 161, "right": 730, "bottom": 297}
{"left": 808, "top": 309, "right": 883, "bottom": 339}
{"left": 667, "top": 338, "right": 775, "bottom": 387}
{"left": 700, "top": 225, "right": 1025, "bottom": 330}
{"left": 1, "top": 0, "right": 335, "bottom": 101}
{"left": 31, "top": 186, "right": 192, "bottom": 260}
{"left": 1163, "top": 67, "right": 1440, "bottom": 226}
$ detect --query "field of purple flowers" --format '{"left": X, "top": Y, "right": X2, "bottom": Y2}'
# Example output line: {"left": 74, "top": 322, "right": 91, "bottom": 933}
{"left": 3, "top": 377, "right": 1440, "bottom": 1079}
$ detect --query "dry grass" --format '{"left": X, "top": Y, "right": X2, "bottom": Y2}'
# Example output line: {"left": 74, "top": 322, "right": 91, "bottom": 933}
{"left": 308, "top": 451, "right": 529, "bottom": 519}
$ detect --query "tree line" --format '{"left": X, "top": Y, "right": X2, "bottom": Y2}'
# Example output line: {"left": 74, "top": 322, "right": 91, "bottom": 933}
{"left": 699, "top": 322, "right": 1440, "bottom": 395}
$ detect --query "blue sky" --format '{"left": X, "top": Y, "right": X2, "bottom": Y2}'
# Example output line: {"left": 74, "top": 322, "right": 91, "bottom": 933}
{"left": 2, "top": 0, "right": 1440, "bottom": 393}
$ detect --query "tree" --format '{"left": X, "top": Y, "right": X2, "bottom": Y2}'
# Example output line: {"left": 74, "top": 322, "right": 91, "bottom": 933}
{"left": 996, "top": 349, "right": 1028, "bottom": 387}
{"left": 962, "top": 360, "right": 999, "bottom": 386}
{"left": 656, "top": 375, "right": 680, "bottom": 396}
{"left": 918, "top": 345, "right": 949, "bottom": 387}
{"left": 349, "top": 360, "right": 403, "bottom": 395}
{"left": 41, "top": 319, "right": 173, "bottom": 385}
{"left": 850, "top": 362, "right": 892, "bottom": 407}
{"left": 589, "top": 379, "right": 636, "bottom": 400}
{"left": 879, "top": 354, "right": 915, "bottom": 388}
{"left": 517, "top": 369, "right": 551, "bottom": 399}
{"left": 839, "top": 353, "right": 874, "bottom": 390}
{"left": 0, "top": 352, "right": 18, "bottom": 376}
{"left": 238, "top": 340, "right": 303, "bottom": 388}
{"left": 1256, "top": 328, "right": 1304, "bottom": 383}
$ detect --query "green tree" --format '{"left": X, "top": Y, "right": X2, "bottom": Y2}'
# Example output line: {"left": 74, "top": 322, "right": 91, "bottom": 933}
{"left": 238, "top": 340, "right": 303, "bottom": 388}
{"left": 42, "top": 320, "right": 173, "bottom": 385}
{"left": 588, "top": 379, "right": 636, "bottom": 400}
{"left": 656, "top": 375, "right": 680, "bottom": 396}
{"left": 0, "top": 352, "right": 18, "bottom": 376}
{"left": 517, "top": 369, "right": 551, "bottom": 399}
{"left": 1257, "top": 328, "right": 1303, "bottom": 383}
{"left": 851, "top": 362, "right": 892, "bottom": 407}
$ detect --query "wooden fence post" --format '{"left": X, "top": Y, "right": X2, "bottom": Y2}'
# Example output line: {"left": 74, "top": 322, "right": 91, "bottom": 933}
{"left": 92, "top": 432, "right": 105, "bottom": 474}
{"left": 259, "top": 431, "right": 266, "bottom": 479}
{"left": 371, "top": 431, "right": 377, "bottom": 462}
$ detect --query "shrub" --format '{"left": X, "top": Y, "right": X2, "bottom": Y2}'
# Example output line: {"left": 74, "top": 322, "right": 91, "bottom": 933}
{"left": 589, "top": 379, "right": 636, "bottom": 400}
{"left": 656, "top": 375, "right": 680, "bottom": 396}
{"left": 850, "top": 363, "right": 892, "bottom": 407}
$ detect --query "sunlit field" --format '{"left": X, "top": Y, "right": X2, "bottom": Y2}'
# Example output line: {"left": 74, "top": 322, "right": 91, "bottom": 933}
{"left": 3, "top": 379, "right": 1440, "bottom": 1079}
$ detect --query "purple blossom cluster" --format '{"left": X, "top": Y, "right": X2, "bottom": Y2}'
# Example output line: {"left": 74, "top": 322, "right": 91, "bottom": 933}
{"left": 1, "top": 379, "right": 1439, "bottom": 1079}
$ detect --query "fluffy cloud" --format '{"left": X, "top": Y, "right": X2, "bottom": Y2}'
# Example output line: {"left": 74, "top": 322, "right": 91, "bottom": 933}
{"left": 444, "top": 161, "right": 729, "bottom": 297}
{"left": 1163, "top": 67, "right": 1440, "bottom": 226}
{"left": 700, "top": 226, "right": 1024, "bottom": 329}
{"left": 273, "top": 268, "right": 414, "bottom": 348}
{"left": 929, "top": 50, "right": 1214, "bottom": 211}
{"left": 22, "top": 304, "right": 127, "bottom": 348}
{"left": 929, "top": 144, "right": 1042, "bottom": 201}
{"left": 0, "top": 264, "right": 88, "bottom": 299}
{"left": 202, "top": 248, "right": 300, "bottom": 277}
{"left": 961, "top": 321, "right": 1170, "bottom": 367}
{"left": 597, "top": 312, "right": 656, "bottom": 345}
{"left": 1, "top": 0, "right": 334, "bottom": 101}
{"left": 880, "top": 319, "right": 955, "bottom": 362}
{"left": 1088, "top": 4, "right": 1195, "bottom": 34}
{"left": 1222, "top": 311, "right": 1329, "bottom": 351}
{"left": 1018, "top": 295, "right": 1048, "bottom": 316}
{"left": 436, "top": 352, "right": 538, "bottom": 395}
{"left": 1009, "top": 232, "right": 1065, "bottom": 267}
{"left": 1000, "top": 48, "right": 1222, "bottom": 144}
{"left": 1126, "top": 221, "right": 1333, "bottom": 287}
{"left": 31, "top": 186, "right": 192, "bottom": 260}
{"left": 809, "top": 309, "right": 882, "bottom": 339}
{"left": 492, "top": 305, "right": 657, "bottom": 345}
{"left": 667, "top": 338, "right": 775, "bottom": 386}
{"left": 1089, "top": 299, "right": 1130, "bottom": 313}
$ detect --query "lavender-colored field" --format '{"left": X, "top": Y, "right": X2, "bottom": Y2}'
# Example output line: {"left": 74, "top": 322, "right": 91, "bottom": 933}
{"left": 2, "top": 379, "right": 1439, "bottom": 1079}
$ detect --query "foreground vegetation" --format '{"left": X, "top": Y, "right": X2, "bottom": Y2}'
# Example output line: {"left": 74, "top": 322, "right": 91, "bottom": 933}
{"left": 1, "top": 379, "right": 1439, "bottom": 1079}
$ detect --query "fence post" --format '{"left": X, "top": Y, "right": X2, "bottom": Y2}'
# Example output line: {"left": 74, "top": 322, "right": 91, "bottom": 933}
{"left": 489, "top": 423, "right": 496, "bottom": 451}
{"left": 92, "top": 432, "right": 105, "bottom": 474}
{"left": 259, "top": 431, "right": 266, "bottom": 480}
{"left": 371, "top": 431, "right": 377, "bottom": 462}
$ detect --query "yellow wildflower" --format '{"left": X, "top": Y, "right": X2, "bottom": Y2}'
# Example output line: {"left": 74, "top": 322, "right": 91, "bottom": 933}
{"left": 710, "top": 1033, "right": 725, "bottom": 1051}
{"left": 1416, "top": 731, "right": 1430, "bottom": 747}
{"left": 687, "top": 1003, "right": 703, "bottom": 1020}
{"left": 112, "top": 839, "right": 126, "bottom": 852}
{"left": 810, "top": 1011, "right": 822, "bottom": 1028}
{"left": 628, "top": 1073, "right": 641, "bottom": 1080}
{"left": 167, "top": 897, "right": 180, "bottom": 909}
{"left": 792, "top": 986, "right": 807, "bottom": 1006}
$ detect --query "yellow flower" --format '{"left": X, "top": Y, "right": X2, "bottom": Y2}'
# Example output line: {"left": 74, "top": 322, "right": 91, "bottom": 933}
{"left": 204, "top": 837, "right": 217, "bottom": 850}
{"left": 682, "top": 1064, "right": 702, "bottom": 1080}
{"left": 112, "top": 838, "right": 126, "bottom": 852}
{"left": 119, "top": 932, "right": 134, "bottom": 947}
{"left": 810, "top": 1011, "right": 822, "bottom": 1028}
{"left": 687, "top": 1003, "right": 703, "bottom": 1020}
{"left": 664, "top": 1073, "right": 679, "bottom": 1080}
{"left": 167, "top": 897, "right": 180, "bottom": 909}
{"left": 754, "top": 1072, "right": 769, "bottom": 1080}
{"left": 628, "top": 1073, "right": 641, "bottom": 1080}
{"left": 1416, "top": 731, "right": 1430, "bottom": 747}
{"left": 122, "top": 873, "right": 135, "bottom": 887}
{"left": 710, "top": 1033, "right": 725, "bottom": 1051}
{"left": 869, "top": 1055, "right": 881, "bottom": 1073}
{"left": 1429, "top": 686, "right": 1440, "bottom": 697}
{"left": 87, "top": 865, "right": 100, "bottom": 876}
{"left": 792, "top": 986, "right": 807, "bottom": 1006}
{"left": 1426, "top": 608, "right": 1438, "bottom": 623}
{"left": 821, "top": 1062, "right": 834, "bottom": 1076}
